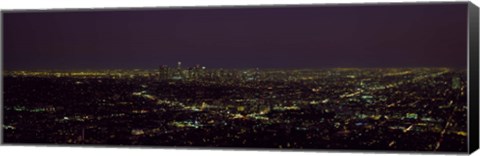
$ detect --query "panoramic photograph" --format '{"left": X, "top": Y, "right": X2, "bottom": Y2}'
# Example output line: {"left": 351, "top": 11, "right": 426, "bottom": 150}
{"left": 2, "top": 3, "right": 469, "bottom": 152}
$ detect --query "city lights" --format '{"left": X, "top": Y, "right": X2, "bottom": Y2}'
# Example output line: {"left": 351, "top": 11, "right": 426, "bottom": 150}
{"left": 2, "top": 66, "right": 467, "bottom": 151}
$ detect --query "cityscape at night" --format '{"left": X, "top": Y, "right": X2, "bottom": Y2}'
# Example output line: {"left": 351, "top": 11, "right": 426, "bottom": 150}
{"left": 2, "top": 66, "right": 468, "bottom": 152}
{"left": 2, "top": 2, "right": 470, "bottom": 153}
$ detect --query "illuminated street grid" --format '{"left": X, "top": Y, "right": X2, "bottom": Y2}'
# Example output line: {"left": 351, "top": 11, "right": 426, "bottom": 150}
{"left": 3, "top": 65, "right": 467, "bottom": 152}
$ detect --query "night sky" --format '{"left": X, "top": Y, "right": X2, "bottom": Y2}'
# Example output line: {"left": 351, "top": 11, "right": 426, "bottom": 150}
{"left": 3, "top": 3, "right": 468, "bottom": 70}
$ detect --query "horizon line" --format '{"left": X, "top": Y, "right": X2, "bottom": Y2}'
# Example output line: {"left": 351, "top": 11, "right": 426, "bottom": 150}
{"left": 2, "top": 67, "right": 467, "bottom": 72}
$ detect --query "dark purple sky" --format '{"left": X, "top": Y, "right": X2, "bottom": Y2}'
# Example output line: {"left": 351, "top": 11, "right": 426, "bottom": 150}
{"left": 3, "top": 3, "right": 468, "bottom": 70}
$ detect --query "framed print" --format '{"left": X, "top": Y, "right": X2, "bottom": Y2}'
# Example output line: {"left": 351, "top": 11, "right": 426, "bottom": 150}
{"left": 2, "top": 1, "right": 479, "bottom": 154}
